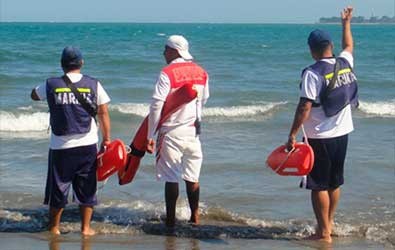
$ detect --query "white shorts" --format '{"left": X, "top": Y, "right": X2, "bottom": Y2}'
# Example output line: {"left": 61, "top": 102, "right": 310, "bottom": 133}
{"left": 155, "top": 129, "right": 203, "bottom": 183}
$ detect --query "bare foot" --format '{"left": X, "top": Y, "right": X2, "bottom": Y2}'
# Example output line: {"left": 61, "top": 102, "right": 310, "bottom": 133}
{"left": 329, "top": 221, "right": 338, "bottom": 236}
{"left": 189, "top": 214, "right": 199, "bottom": 225}
{"left": 49, "top": 227, "right": 61, "bottom": 235}
{"left": 81, "top": 228, "right": 96, "bottom": 236}
{"left": 304, "top": 234, "right": 332, "bottom": 243}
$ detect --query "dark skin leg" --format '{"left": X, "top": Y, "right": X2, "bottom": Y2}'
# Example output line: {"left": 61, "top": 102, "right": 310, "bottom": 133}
{"left": 185, "top": 180, "right": 200, "bottom": 224}
{"left": 165, "top": 182, "right": 179, "bottom": 227}
{"left": 49, "top": 206, "right": 63, "bottom": 235}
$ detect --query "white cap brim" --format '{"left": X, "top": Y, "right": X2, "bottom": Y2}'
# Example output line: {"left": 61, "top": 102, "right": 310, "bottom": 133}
{"left": 178, "top": 50, "right": 193, "bottom": 60}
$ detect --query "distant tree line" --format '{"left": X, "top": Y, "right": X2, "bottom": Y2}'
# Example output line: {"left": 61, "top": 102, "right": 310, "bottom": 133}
{"left": 319, "top": 15, "right": 395, "bottom": 23}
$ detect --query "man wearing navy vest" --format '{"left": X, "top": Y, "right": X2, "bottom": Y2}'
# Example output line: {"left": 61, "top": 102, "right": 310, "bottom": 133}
{"left": 31, "top": 47, "right": 111, "bottom": 236}
{"left": 286, "top": 7, "right": 358, "bottom": 243}
{"left": 146, "top": 35, "right": 209, "bottom": 229}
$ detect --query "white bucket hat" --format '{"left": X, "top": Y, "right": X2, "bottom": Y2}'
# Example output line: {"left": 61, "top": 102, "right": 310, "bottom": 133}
{"left": 166, "top": 35, "right": 193, "bottom": 60}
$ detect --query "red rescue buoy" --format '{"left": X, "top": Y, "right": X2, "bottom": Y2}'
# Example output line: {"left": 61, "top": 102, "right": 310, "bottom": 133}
{"left": 97, "top": 139, "right": 128, "bottom": 181}
{"left": 266, "top": 143, "right": 314, "bottom": 176}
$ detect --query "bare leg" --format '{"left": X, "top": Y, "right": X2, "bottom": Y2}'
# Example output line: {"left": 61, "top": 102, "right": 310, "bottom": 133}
{"left": 80, "top": 205, "right": 95, "bottom": 236}
{"left": 310, "top": 190, "right": 332, "bottom": 243}
{"left": 185, "top": 180, "right": 200, "bottom": 225}
{"left": 328, "top": 187, "right": 341, "bottom": 235}
{"left": 49, "top": 206, "right": 63, "bottom": 235}
{"left": 165, "top": 182, "right": 179, "bottom": 227}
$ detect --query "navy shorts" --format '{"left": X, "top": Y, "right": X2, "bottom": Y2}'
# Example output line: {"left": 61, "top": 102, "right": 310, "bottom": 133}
{"left": 44, "top": 144, "right": 98, "bottom": 208}
{"left": 305, "top": 134, "right": 348, "bottom": 191}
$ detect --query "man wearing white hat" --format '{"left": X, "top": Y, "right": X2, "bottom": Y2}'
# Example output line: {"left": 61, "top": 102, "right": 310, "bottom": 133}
{"left": 146, "top": 35, "right": 209, "bottom": 228}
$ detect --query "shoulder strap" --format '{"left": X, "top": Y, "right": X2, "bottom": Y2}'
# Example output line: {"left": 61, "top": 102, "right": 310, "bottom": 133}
{"left": 325, "top": 59, "right": 341, "bottom": 93}
{"left": 62, "top": 75, "right": 98, "bottom": 118}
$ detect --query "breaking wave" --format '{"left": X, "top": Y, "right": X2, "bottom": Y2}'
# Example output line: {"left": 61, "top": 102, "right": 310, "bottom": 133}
{"left": 110, "top": 103, "right": 150, "bottom": 117}
{"left": 0, "top": 199, "right": 393, "bottom": 245}
{"left": 203, "top": 102, "right": 286, "bottom": 117}
{"left": 109, "top": 102, "right": 287, "bottom": 118}
{"left": 0, "top": 110, "right": 49, "bottom": 132}
{"left": 358, "top": 100, "right": 395, "bottom": 118}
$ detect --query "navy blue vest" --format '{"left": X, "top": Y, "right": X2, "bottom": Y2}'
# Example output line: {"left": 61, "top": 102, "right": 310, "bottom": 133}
{"left": 46, "top": 75, "right": 98, "bottom": 136}
{"left": 302, "top": 57, "right": 358, "bottom": 117}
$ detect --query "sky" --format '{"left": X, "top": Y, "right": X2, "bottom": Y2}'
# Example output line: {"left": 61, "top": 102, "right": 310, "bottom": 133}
{"left": 0, "top": 0, "right": 394, "bottom": 23}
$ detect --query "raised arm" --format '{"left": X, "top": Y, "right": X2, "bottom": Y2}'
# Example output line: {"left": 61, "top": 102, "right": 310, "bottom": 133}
{"left": 341, "top": 6, "right": 354, "bottom": 54}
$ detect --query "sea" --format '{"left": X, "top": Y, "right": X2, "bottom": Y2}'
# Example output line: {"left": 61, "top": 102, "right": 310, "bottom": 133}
{"left": 0, "top": 23, "right": 394, "bottom": 250}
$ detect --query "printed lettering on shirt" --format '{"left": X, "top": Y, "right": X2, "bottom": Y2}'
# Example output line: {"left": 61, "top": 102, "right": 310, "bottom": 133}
{"left": 325, "top": 68, "right": 357, "bottom": 89}
{"left": 54, "top": 88, "right": 93, "bottom": 105}
{"left": 172, "top": 66, "right": 205, "bottom": 84}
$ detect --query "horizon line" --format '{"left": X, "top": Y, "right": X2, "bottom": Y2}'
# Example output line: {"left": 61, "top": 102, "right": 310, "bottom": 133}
{"left": 0, "top": 20, "right": 340, "bottom": 25}
{"left": 1, "top": 21, "right": 393, "bottom": 25}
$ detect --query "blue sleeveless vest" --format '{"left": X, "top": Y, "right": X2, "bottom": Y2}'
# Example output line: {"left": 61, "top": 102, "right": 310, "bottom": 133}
{"left": 302, "top": 57, "right": 359, "bottom": 117}
{"left": 46, "top": 75, "right": 98, "bottom": 136}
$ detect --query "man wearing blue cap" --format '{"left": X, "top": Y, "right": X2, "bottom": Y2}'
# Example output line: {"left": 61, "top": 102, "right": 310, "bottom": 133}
{"left": 286, "top": 7, "right": 358, "bottom": 243}
{"left": 31, "top": 46, "right": 111, "bottom": 235}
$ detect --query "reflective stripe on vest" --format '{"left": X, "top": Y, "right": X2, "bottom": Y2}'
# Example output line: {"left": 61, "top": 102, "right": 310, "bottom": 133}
{"left": 55, "top": 88, "right": 91, "bottom": 93}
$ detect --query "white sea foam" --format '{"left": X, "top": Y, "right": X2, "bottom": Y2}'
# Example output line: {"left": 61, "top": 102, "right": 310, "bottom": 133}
{"left": 0, "top": 111, "right": 49, "bottom": 131}
{"left": 204, "top": 102, "right": 286, "bottom": 117}
{"left": 110, "top": 102, "right": 286, "bottom": 118}
{"left": 0, "top": 209, "right": 30, "bottom": 222}
{"left": 110, "top": 103, "right": 150, "bottom": 117}
{"left": 359, "top": 100, "right": 395, "bottom": 117}
{"left": 0, "top": 199, "right": 393, "bottom": 244}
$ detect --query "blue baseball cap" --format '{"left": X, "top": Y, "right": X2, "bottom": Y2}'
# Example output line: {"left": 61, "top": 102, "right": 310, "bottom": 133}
{"left": 61, "top": 46, "right": 83, "bottom": 68}
{"left": 307, "top": 29, "right": 332, "bottom": 49}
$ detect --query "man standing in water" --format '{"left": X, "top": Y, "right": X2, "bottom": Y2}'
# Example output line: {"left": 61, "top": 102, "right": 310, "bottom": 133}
{"left": 146, "top": 35, "right": 209, "bottom": 228}
{"left": 286, "top": 7, "right": 358, "bottom": 243}
{"left": 31, "top": 46, "right": 111, "bottom": 235}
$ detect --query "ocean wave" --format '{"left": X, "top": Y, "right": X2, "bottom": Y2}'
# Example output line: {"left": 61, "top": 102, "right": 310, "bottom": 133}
{"left": 204, "top": 102, "right": 286, "bottom": 117}
{"left": 110, "top": 102, "right": 286, "bottom": 118}
{"left": 110, "top": 103, "right": 150, "bottom": 117}
{"left": 0, "top": 111, "right": 49, "bottom": 132}
{"left": 358, "top": 100, "right": 395, "bottom": 117}
{"left": 0, "top": 200, "right": 393, "bottom": 245}
{"left": 0, "top": 102, "right": 283, "bottom": 133}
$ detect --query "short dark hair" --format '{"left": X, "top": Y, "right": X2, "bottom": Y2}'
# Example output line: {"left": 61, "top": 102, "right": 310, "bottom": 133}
{"left": 310, "top": 42, "right": 332, "bottom": 56}
{"left": 61, "top": 61, "right": 83, "bottom": 71}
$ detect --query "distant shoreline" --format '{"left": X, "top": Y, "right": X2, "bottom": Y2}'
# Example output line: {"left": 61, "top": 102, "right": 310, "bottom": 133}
{"left": 316, "top": 22, "right": 395, "bottom": 25}
{"left": 319, "top": 15, "right": 395, "bottom": 24}
{"left": 0, "top": 21, "right": 394, "bottom": 25}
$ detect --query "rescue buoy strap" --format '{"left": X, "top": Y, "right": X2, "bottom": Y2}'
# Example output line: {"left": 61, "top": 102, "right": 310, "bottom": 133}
{"left": 130, "top": 143, "right": 146, "bottom": 157}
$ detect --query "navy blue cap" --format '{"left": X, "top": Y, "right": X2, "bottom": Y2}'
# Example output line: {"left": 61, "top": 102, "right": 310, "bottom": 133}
{"left": 308, "top": 29, "right": 332, "bottom": 49}
{"left": 61, "top": 46, "right": 83, "bottom": 68}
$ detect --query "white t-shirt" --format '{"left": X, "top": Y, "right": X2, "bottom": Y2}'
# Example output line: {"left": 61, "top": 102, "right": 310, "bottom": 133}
{"left": 300, "top": 51, "right": 354, "bottom": 139}
{"left": 147, "top": 58, "right": 209, "bottom": 139}
{"left": 35, "top": 72, "right": 110, "bottom": 149}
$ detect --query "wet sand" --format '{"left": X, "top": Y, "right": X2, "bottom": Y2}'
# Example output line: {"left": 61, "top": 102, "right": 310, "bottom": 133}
{"left": 0, "top": 230, "right": 392, "bottom": 250}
